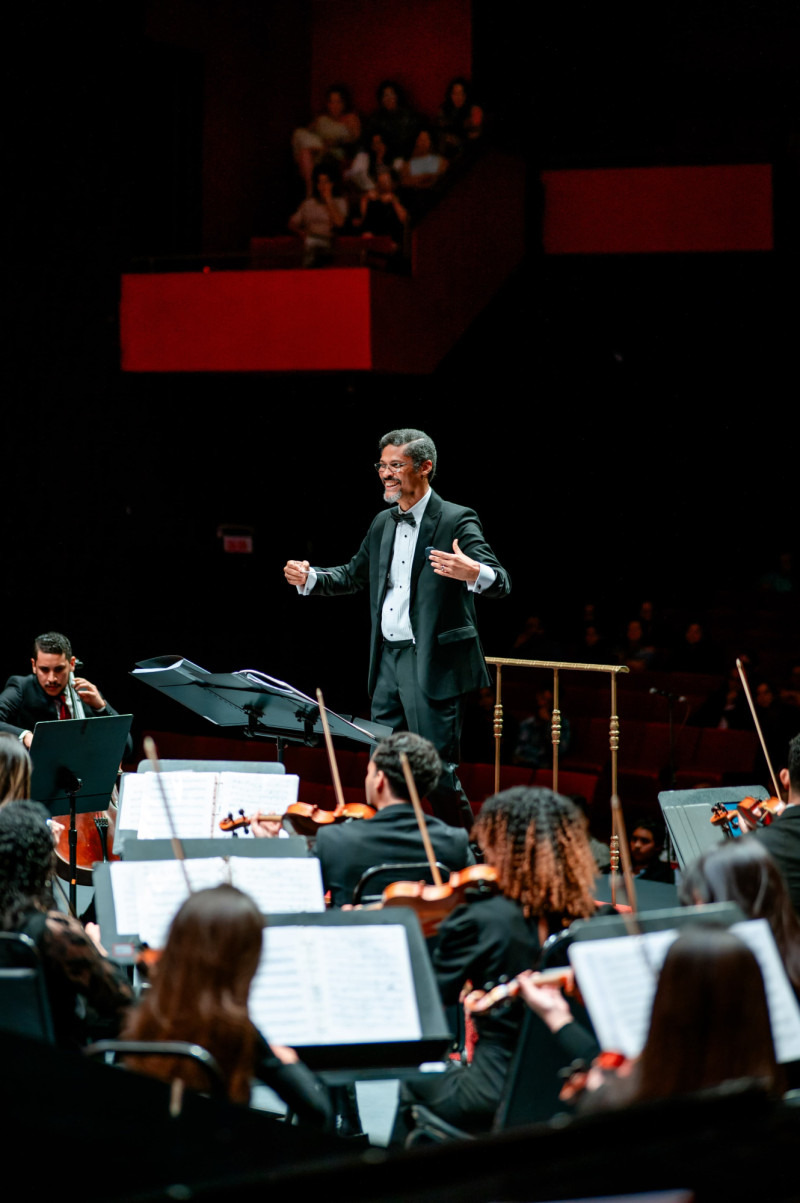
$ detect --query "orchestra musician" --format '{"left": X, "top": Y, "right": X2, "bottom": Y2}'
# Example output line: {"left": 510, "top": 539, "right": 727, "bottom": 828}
{"left": 253, "top": 732, "right": 475, "bottom": 906}
{"left": 0, "top": 799, "right": 133, "bottom": 1047}
{"left": 391, "top": 786, "right": 598, "bottom": 1142}
{"left": 284, "top": 428, "right": 510, "bottom": 829}
{"left": 0, "top": 631, "right": 122, "bottom": 749}
{"left": 509, "top": 926, "right": 782, "bottom": 1109}
{"left": 752, "top": 732, "right": 800, "bottom": 915}
{"left": 0, "top": 733, "right": 31, "bottom": 804}
{"left": 122, "top": 884, "right": 334, "bottom": 1128}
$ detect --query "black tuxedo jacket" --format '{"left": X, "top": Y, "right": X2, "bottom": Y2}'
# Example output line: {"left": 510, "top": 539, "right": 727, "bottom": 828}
{"left": 0, "top": 674, "right": 119, "bottom": 739}
{"left": 311, "top": 490, "right": 510, "bottom": 700}
{"left": 313, "top": 804, "right": 475, "bottom": 907}
{"left": 755, "top": 805, "right": 800, "bottom": 915}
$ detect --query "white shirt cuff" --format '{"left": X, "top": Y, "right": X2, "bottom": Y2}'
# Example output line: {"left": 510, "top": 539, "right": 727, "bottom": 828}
{"left": 468, "top": 564, "right": 496, "bottom": 594}
{"left": 297, "top": 567, "right": 318, "bottom": 596}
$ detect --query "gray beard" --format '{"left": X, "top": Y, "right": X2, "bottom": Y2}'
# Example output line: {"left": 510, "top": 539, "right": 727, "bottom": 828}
{"left": 383, "top": 486, "right": 402, "bottom": 504}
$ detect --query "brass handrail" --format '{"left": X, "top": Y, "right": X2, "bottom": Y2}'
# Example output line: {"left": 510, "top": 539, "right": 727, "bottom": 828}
{"left": 484, "top": 657, "right": 629, "bottom": 796}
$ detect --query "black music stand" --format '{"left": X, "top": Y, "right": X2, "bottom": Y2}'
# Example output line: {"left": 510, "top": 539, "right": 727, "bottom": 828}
{"left": 658, "top": 783, "right": 770, "bottom": 869}
{"left": 29, "top": 714, "right": 133, "bottom": 913}
{"left": 131, "top": 655, "right": 391, "bottom": 759}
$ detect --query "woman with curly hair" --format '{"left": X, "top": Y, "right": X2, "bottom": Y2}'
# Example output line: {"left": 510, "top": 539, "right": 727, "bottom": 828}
{"left": 0, "top": 799, "right": 133, "bottom": 1046}
{"left": 0, "top": 733, "right": 31, "bottom": 804}
{"left": 392, "top": 787, "right": 598, "bottom": 1140}
{"left": 123, "top": 885, "right": 333, "bottom": 1127}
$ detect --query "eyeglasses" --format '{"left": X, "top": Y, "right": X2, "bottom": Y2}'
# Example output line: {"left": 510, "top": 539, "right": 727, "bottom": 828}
{"left": 374, "top": 461, "right": 410, "bottom": 474}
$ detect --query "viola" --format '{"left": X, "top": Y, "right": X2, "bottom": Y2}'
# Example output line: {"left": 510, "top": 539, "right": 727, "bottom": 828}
{"left": 380, "top": 865, "right": 500, "bottom": 938}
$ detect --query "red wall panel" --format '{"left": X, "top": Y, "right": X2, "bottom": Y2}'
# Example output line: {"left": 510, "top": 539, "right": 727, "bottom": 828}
{"left": 542, "top": 165, "right": 773, "bottom": 254}
{"left": 120, "top": 269, "right": 373, "bottom": 372}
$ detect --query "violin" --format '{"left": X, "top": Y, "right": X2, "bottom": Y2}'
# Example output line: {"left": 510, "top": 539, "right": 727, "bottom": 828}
{"left": 380, "top": 865, "right": 500, "bottom": 938}
{"left": 710, "top": 794, "right": 786, "bottom": 839}
{"left": 463, "top": 967, "right": 575, "bottom": 1015}
{"left": 218, "top": 799, "right": 377, "bottom": 837}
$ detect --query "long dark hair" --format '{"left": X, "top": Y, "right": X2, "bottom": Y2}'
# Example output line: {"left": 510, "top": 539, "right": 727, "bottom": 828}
{"left": 0, "top": 735, "right": 32, "bottom": 805}
{"left": 679, "top": 838, "right": 800, "bottom": 998}
{"left": 123, "top": 885, "right": 264, "bottom": 1102}
{"left": 598, "top": 927, "right": 780, "bottom": 1107}
{"left": 0, "top": 800, "right": 54, "bottom": 929}
{"left": 472, "top": 787, "right": 597, "bottom": 921}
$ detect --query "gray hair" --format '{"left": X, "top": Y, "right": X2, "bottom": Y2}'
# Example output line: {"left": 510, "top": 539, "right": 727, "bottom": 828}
{"left": 379, "top": 429, "right": 437, "bottom": 480}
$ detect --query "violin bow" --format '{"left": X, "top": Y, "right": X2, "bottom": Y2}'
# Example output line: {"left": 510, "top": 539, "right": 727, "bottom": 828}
{"left": 316, "top": 688, "right": 347, "bottom": 813}
{"left": 736, "top": 658, "right": 783, "bottom": 800}
{"left": 143, "top": 735, "right": 193, "bottom": 894}
{"left": 399, "top": 751, "right": 444, "bottom": 888}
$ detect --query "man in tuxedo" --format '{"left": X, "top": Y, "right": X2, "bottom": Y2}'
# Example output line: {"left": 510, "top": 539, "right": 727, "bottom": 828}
{"left": 0, "top": 631, "right": 119, "bottom": 749}
{"left": 284, "top": 428, "right": 510, "bottom": 827}
{"left": 311, "top": 732, "right": 474, "bottom": 907}
{"left": 755, "top": 731, "right": 800, "bottom": 913}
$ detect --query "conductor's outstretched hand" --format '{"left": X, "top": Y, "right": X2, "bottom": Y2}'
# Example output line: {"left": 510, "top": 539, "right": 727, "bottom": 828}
{"left": 428, "top": 539, "right": 480, "bottom": 584}
{"left": 284, "top": 559, "right": 310, "bottom": 587}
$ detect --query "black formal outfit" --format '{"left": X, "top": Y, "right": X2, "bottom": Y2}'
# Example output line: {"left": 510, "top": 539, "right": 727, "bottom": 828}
{"left": 393, "top": 892, "right": 548, "bottom": 1138}
{"left": 313, "top": 804, "right": 474, "bottom": 907}
{"left": 252, "top": 1033, "right": 334, "bottom": 1130}
{"left": 0, "top": 673, "right": 120, "bottom": 739}
{"left": 8, "top": 908, "right": 134, "bottom": 1048}
{"left": 309, "top": 489, "right": 510, "bottom": 824}
{"left": 755, "top": 805, "right": 800, "bottom": 915}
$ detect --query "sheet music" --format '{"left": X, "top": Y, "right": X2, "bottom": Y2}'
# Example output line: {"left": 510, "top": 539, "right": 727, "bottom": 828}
{"left": 250, "top": 924, "right": 422, "bottom": 1047}
{"left": 232, "top": 857, "right": 324, "bottom": 914}
{"left": 108, "top": 855, "right": 325, "bottom": 947}
{"left": 117, "top": 772, "right": 147, "bottom": 831}
{"left": 569, "top": 918, "right": 800, "bottom": 1064}
{"left": 133, "top": 770, "right": 300, "bottom": 839}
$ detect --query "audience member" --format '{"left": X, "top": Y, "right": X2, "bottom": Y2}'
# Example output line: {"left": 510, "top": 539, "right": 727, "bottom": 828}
{"left": 669, "top": 621, "right": 723, "bottom": 674}
{"left": 365, "top": 80, "right": 419, "bottom": 162}
{"left": 288, "top": 166, "right": 348, "bottom": 267}
{"left": 629, "top": 816, "right": 674, "bottom": 883}
{"left": 123, "top": 885, "right": 333, "bottom": 1126}
{"left": 399, "top": 127, "right": 448, "bottom": 190}
{"left": 513, "top": 687, "right": 572, "bottom": 769}
{"left": 344, "top": 130, "right": 393, "bottom": 193}
{"left": 291, "top": 84, "right": 361, "bottom": 198}
{"left": 437, "top": 77, "right": 484, "bottom": 160}
{"left": 355, "top": 167, "right": 408, "bottom": 258}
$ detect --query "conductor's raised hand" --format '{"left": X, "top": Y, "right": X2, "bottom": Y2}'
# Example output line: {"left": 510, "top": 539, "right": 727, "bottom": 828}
{"left": 284, "top": 559, "right": 311, "bottom": 587}
{"left": 429, "top": 539, "right": 480, "bottom": 584}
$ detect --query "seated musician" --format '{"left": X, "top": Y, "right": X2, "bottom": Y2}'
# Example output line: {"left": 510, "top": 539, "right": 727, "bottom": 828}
{"left": 304, "top": 732, "right": 475, "bottom": 907}
{"left": 391, "top": 786, "right": 598, "bottom": 1142}
{"left": 751, "top": 731, "right": 800, "bottom": 915}
{"left": 0, "top": 631, "right": 121, "bottom": 749}
{"left": 0, "top": 733, "right": 32, "bottom": 804}
{"left": 123, "top": 885, "right": 334, "bottom": 1128}
{"left": 678, "top": 837, "right": 800, "bottom": 1001}
{"left": 507, "top": 926, "right": 782, "bottom": 1108}
{"left": 0, "top": 800, "right": 133, "bottom": 1047}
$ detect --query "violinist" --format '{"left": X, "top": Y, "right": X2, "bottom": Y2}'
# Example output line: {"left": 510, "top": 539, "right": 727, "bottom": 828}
{"left": 509, "top": 927, "right": 782, "bottom": 1110}
{"left": 391, "top": 786, "right": 598, "bottom": 1141}
{"left": 311, "top": 732, "right": 474, "bottom": 907}
{"left": 752, "top": 732, "right": 800, "bottom": 915}
{"left": 122, "top": 884, "right": 334, "bottom": 1128}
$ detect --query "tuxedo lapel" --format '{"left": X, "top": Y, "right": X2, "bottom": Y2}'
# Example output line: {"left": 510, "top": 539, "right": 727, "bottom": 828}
{"left": 411, "top": 491, "right": 442, "bottom": 607}
{"left": 377, "top": 511, "right": 396, "bottom": 606}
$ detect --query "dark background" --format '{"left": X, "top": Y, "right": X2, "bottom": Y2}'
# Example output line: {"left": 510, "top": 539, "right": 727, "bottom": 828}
{"left": 3, "top": 1, "right": 797, "bottom": 739}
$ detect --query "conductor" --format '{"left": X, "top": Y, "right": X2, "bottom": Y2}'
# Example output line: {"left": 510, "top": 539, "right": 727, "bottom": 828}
{"left": 284, "top": 428, "right": 510, "bottom": 827}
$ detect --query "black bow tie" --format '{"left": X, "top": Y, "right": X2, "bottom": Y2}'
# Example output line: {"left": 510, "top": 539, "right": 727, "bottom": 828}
{"left": 391, "top": 509, "right": 416, "bottom": 527}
